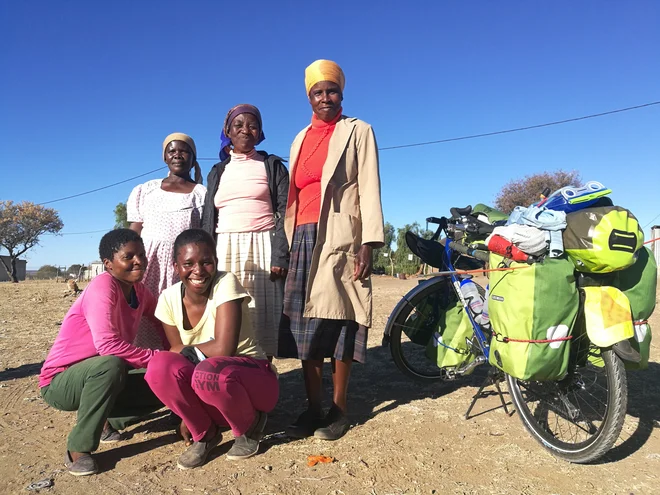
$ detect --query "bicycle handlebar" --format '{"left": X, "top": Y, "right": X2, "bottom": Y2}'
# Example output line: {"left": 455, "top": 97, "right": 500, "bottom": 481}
{"left": 448, "top": 241, "right": 490, "bottom": 263}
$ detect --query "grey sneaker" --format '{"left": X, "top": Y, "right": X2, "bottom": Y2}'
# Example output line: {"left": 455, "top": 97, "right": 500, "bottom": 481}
{"left": 65, "top": 451, "right": 98, "bottom": 476}
{"left": 177, "top": 429, "right": 223, "bottom": 469}
{"left": 226, "top": 411, "right": 267, "bottom": 461}
{"left": 226, "top": 435, "right": 260, "bottom": 460}
{"left": 100, "top": 424, "right": 122, "bottom": 443}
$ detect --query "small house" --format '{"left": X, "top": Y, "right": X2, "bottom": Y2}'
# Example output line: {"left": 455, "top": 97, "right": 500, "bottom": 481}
{"left": 652, "top": 226, "right": 660, "bottom": 267}
{"left": 0, "top": 256, "right": 27, "bottom": 282}
{"left": 85, "top": 261, "right": 105, "bottom": 281}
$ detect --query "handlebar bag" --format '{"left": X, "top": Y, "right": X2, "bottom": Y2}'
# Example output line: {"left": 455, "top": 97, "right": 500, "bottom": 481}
{"left": 488, "top": 254, "right": 579, "bottom": 381}
{"left": 563, "top": 206, "right": 644, "bottom": 273}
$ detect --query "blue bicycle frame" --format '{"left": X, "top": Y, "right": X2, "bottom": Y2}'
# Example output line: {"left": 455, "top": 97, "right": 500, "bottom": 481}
{"left": 441, "top": 230, "right": 491, "bottom": 361}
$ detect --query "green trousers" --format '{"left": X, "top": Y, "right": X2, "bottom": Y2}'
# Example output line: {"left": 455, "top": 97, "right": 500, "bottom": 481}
{"left": 41, "top": 355, "right": 163, "bottom": 453}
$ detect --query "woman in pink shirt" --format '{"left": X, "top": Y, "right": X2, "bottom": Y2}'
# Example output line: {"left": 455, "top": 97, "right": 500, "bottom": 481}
{"left": 201, "top": 105, "right": 289, "bottom": 358}
{"left": 39, "top": 229, "right": 163, "bottom": 476}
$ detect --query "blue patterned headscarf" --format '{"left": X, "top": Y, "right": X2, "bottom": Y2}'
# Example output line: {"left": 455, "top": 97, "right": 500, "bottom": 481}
{"left": 219, "top": 104, "right": 266, "bottom": 161}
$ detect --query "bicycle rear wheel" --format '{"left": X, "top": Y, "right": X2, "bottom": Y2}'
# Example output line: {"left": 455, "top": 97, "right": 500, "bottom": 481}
{"left": 387, "top": 277, "right": 484, "bottom": 382}
{"left": 507, "top": 343, "right": 627, "bottom": 463}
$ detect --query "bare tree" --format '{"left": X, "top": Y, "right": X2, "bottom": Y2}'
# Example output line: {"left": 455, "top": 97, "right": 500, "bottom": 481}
{"left": 495, "top": 170, "right": 582, "bottom": 214}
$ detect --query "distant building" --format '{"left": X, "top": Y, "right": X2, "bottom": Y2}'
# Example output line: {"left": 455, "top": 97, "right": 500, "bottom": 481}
{"left": 0, "top": 256, "right": 27, "bottom": 282}
{"left": 84, "top": 261, "right": 105, "bottom": 281}
{"left": 652, "top": 226, "right": 660, "bottom": 267}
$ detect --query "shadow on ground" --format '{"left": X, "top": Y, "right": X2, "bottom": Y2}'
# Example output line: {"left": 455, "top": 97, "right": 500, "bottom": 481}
{"left": 0, "top": 362, "right": 43, "bottom": 382}
{"left": 263, "top": 342, "right": 494, "bottom": 450}
{"left": 600, "top": 361, "right": 660, "bottom": 463}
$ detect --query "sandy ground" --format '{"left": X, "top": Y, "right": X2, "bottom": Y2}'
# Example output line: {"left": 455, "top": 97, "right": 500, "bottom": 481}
{"left": 0, "top": 277, "right": 659, "bottom": 495}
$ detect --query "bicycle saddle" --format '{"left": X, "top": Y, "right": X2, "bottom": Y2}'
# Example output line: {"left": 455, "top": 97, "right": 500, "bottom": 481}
{"left": 450, "top": 206, "right": 472, "bottom": 218}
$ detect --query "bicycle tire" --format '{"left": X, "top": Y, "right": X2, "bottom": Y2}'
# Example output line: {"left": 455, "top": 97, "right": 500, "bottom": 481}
{"left": 387, "top": 277, "right": 485, "bottom": 382}
{"left": 506, "top": 347, "right": 627, "bottom": 463}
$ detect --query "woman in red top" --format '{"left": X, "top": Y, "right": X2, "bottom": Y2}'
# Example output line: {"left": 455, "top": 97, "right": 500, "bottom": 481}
{"left": 278, "top": 60, "right": 385, "bottom": 441}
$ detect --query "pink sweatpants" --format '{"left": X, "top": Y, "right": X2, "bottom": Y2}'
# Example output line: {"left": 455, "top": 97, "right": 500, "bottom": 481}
{"left": 145, "top": 352, "right": 279, "bottom": 442}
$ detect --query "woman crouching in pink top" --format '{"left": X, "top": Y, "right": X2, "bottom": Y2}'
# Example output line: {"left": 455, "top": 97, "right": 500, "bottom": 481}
{"left": 39, "top": 229, "right": 164, "bottom": 476}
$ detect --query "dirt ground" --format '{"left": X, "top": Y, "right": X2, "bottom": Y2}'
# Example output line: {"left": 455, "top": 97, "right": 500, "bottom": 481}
{"left": 1, "top": 277, "right": 659, "bottom": 495}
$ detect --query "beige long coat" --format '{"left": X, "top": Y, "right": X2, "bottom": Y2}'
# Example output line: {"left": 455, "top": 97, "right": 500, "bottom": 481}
{"left": 284, "top": 116, "right": 385, "bottom": 327}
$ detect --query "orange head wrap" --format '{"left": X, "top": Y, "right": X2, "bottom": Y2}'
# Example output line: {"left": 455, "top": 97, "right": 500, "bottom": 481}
{"left": 304, "top": 59, "right": 345, "bottom": 95}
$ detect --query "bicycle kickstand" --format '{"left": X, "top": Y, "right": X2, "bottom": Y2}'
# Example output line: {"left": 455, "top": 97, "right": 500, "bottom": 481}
{"left": 464, "top": 368, "right": 512, "bottom": 420}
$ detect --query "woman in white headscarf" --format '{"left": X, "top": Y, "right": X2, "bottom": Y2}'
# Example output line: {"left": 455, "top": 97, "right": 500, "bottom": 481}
{"left": 128, "top": 133, "right": 207, "bottom": 349}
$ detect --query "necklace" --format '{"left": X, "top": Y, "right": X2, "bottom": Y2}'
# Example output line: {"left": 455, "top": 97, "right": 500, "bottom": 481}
{"left": 298, "top": 126, "right": 331, "bottom": 181}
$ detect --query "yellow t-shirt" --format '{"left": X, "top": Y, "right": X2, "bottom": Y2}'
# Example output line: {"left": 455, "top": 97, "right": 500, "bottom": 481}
{"left": 155, "top": 271, "right": 265, "bottom": 359}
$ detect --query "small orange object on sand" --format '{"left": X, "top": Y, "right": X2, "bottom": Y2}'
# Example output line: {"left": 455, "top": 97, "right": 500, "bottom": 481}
{"left": 307, "top": 455, "right": 335, "bottom": 467}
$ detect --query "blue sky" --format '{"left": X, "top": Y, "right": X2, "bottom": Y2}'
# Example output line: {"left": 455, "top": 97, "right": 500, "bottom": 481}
{"left": 2, "top": 1, "right": 659, "bottom": 269}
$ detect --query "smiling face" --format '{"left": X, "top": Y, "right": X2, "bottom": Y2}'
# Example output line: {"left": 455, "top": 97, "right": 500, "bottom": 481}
{"left": 174, "top": 242, "right": 217, "bottom": 296}
{"left": 103, "top": 240, "right": 147, "bottom": 286}
{"left": 308, "top": 81, "right": 343, "bottom": 122}
{"left": 164, "top": 140, "right": 194, "bottom": 177}
{"left": 227, "top": 113, "right": 260, "bottom": 154}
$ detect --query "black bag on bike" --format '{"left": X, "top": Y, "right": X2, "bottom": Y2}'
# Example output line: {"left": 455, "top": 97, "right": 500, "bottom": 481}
{"left": 405, "top": 232, "right": 485, "bottom": 271}
{"left": 401, "top": 279, "right": 451, "bottom": 346}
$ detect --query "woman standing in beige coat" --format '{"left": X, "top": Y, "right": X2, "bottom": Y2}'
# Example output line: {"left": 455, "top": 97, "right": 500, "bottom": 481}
{"left": 278, "top": 59, "right": 385, "bottom": 441}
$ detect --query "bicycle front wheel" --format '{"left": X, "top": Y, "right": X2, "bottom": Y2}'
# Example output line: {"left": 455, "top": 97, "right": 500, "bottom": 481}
{"left": 507, "top": 346, "right": 627, "bottom": 463}
{"left": 386, "top": 277, "right": 484, "bottom": 382}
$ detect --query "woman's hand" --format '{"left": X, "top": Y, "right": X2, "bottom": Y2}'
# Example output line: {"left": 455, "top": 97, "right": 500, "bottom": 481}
{"left": 196, "top": 299, "right": 243, "bottom": 358}
{"left": 353, "top": 244, "right": 374, "bottom": 281}
{"left": 179, "top": 421, "right": 193, "bottom": 446}
{"left": 162, "top": 324, "right": 184, "bottom": 353}
{"left": 269, "top": 266, "right": 288, "bottom": 281}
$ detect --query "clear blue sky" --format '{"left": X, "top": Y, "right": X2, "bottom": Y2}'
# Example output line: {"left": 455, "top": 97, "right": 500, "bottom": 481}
{"left": 2, "top": 1, "right": 659, "bottom": 269}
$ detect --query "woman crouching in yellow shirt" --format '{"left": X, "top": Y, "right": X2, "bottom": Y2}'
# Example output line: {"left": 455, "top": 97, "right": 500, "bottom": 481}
{"left": 145, "top": 229, "right": 278, "bottom": 468}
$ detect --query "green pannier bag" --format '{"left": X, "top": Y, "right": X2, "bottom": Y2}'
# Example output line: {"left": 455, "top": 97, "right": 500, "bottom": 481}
{"left": 425, "top": 298, "right": 476, "bottom": 370}
{"left": 488, "top": 254, "right": 579, "bottom": 381}
{"left": 616, "top": 247, "right": 657, "bottom": 369}
{"left": 616, "top": 246, "right": 657, "bottom": 320}
{"left": 563, "top": 206, "right": 644, "bottom": 273}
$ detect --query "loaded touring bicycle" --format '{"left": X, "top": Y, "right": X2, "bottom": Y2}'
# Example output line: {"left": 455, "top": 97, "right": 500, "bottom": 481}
{"left": 383, "top": 186, "right": 655, "bottom": 463}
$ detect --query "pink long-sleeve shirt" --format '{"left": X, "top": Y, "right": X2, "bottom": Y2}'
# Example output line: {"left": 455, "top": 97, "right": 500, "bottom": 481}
{"left": 39, "top": 272, "right": 161, "bottom": 388}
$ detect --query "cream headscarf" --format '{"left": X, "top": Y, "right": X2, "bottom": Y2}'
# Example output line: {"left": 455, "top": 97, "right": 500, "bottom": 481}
{"left": 162, "top": 132, "right": 203, "bottom": 184}
{"left": 304, "top": 59, "right": 345, "bottom": 95}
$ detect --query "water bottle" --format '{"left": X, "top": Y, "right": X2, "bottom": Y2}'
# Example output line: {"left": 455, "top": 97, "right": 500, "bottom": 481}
{"left": 481, "top": 285, "right": 490, "bottom": 327}
{"left": 459, "top": 279, "right": 484, "bottom": 317}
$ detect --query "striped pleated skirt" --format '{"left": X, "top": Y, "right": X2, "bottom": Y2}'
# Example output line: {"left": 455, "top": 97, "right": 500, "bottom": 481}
{"left": 216, "top": 230, "right": 283, "bottom": 356}
{"left": 278, "top": 223, "right": 367, "bottom": 363}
